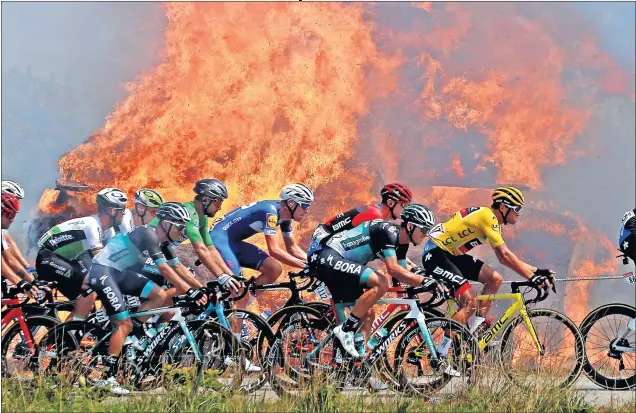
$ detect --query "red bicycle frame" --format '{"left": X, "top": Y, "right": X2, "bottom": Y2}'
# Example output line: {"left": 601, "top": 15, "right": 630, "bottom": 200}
{"left": 1, "top": 298, "right": 36, "bottom": 351}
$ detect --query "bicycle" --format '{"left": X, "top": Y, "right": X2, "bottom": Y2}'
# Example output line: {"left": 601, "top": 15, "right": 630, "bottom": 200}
{"left": 37, "top": 281, "right": 244, "bottom": 392}
{"left": 1, "top": 281, "right": 60, "bottom": 378}
{"left": 444, "top": 281, "right": 585, "bottom": 389}
{"left": 579, "top": 302, "right": 635, "bottom": 390}
{"left": 266, "top": 284, "right": 477, "bottom": 398}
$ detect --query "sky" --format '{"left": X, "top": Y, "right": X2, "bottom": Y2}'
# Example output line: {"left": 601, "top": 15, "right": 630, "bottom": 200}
{"left": 1, "top": 2, "right": 634, "bottom": 246}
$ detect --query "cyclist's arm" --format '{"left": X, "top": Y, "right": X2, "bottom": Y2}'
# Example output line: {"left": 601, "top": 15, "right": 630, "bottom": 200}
{"left": 156, "top": 263, "right": 192, "bottom": 293}
{"left": 173, "top": 262, "right": 203, "bottom": 289}
{"left": 265, "top": 234, "right": 306, "bottom": 268}
{"left": 1, "top": 254, "right": 23, "bottom": 285}
{"left": 1, "top": 249, "right": 34, "bottom": 282}
{"left": 493, "top": 243, "right": 535, "bottom": 280}
{"left": 206, "top": 244, "right": 234, "bottom": 275}
{"left": 384, "top": 256, "right": 426, "bottom": 287}
{"left": 282, "top": 235, "right": 306, "bottom": 261}
{"left": 192, "top": 241, "right": 227, "bottom": 277}
{"left": 6, "top": 233, "right": 30, "bottom": 268}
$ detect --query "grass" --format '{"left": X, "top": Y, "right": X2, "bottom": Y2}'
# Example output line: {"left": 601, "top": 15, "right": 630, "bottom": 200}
{"left": 3, "top": 373, "right": 635, "bottom": 413}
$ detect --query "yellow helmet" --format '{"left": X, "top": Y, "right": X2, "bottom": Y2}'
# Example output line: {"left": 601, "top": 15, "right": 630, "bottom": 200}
{"left": 492, "top": 186, "right": 525, "bottom": 207}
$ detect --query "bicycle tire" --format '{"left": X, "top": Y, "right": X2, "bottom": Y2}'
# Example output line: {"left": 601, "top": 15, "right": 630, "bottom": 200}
{"left": 579, "top": 303, "right": 635, "bottom": 390}
{"left": 498, "top": 308, "right": 584, "bottom": 389}
{"left": 1, "top": 315, "right": 59, "bottom": 378}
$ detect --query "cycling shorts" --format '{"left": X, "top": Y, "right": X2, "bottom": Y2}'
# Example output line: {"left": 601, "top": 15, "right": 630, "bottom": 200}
{"left": 620, "top": 233, "right": 636, "bottom": 263}
{"left": 87, "top": 263, "right": 157, "bottom": 321}
{"left": 36, "top": 249, "right": 90, "bottom": 300}
{"left": 310, "top": 247, "right": 374, "bottom": 304}
{"left": 421, "top": 246, "right": 473, "bottom": 297}
{"left": 209, "top": 233, "right": 270, "bottom": 276}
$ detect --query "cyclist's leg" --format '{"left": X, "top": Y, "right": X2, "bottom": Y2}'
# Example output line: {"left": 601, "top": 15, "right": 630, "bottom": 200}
{"left": 237, "top": 241, "right": 280, "bottom": 285}
{"left": 422, "top": 247, "right": 474, "bottom": 324}
{"left": 87, "top": 264, "right": 133, "bottom": 358}
{"left": 315, "top": 248, "right": 387, "bottom": 332}
{"left": 117, "top": 269, "right": 166, "bottom": 323}
{"left": 451, "top": 254, "right": 500, "bottom": 318}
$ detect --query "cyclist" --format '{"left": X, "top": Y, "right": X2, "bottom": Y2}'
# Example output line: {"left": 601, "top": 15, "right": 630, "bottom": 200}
{"left": 307, "top": 182, "right": 413, "bottom": 257}
{"left": 179, "top": 179, "right": 242, "bottom": 293}
{"left": 310, "top": 204, "right": 440, "bottom": 358}
{"left": 88, "top": 202, "right": 207, "bottom": 394}
{"left": 619, "top": 208, "right": 636, "bottom": 263}
{"left": 35, "top": 188, "right": 129, "bottom": 320}
{"left": 127, "top": 188, "right": 165, "bottom": 228}
{"left": 421, "top": 186, "right": 555, "bottom": 344}
{"left": 210, "top": 183, "right": 314, "bottom": 308}
{"left": 1, "top": 181, "right": 36, "bottom": 277}
{"left": 2, "top": 191, "right": 38, "bottom": 297}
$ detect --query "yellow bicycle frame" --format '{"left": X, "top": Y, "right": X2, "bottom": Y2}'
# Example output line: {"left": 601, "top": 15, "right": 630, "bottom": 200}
{"left": 447, "top": 292, "right": 543, "bottom": 353}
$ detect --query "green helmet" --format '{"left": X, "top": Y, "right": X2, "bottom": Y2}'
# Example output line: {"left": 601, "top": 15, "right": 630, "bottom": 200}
{"left": 134, "top": 188, "right": 164, "bottom": 208}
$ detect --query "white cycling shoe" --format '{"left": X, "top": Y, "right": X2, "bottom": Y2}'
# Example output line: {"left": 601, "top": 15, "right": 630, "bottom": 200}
{"left": 94, "top": 376, "right": 130, "bottom": 396}
{"left": 333, "top": 325, "right": 360, "bottom": 358}
{"left": 224, "top": 356, "right": 262, "bottom": 373}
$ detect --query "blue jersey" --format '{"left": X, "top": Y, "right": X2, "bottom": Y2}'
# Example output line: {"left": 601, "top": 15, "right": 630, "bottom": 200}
{"left": 619, "top": 209, "right": 636, "bottom": 246}
{"left": 325, "top": 219, "right": 407, "bottom": 266}
{"left": 210, "top": 200, "right": 293, "bottom": 241}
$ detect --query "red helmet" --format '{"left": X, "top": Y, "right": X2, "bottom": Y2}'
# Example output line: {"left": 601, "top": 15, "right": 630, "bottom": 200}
{"left": 1, "top": 192, "right": 20, "bottom": 217}
{"left": 381, "top": 183, "right": 413, "bottom": 203}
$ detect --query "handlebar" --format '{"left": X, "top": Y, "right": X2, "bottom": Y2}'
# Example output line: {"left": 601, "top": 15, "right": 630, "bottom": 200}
{"left": 511, "top": 281, "right": 550, "bottom": 305}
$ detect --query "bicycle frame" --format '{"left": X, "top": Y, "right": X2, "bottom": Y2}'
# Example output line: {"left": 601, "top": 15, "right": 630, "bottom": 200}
{"left": 609, "top": 318, "right": 636, "bottom": 353}
{"left": 447, "top": 292, "right": 542, "bottom": 354}
{"left": 304, "top": 297, "right": 439, "bottom": 365}
{"left": 1, "top": 298, "right": 36, "bottom": 351}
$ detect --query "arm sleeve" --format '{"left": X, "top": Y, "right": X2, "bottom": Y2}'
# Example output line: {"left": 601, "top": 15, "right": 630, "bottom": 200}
{"left": 199, "top": 215, "right": 214, "bottom": 247}
{"left": 160, "top": 241, "right": 180, "bottom": 265}
{"left": 370, "top": 222, "right": 398, "bottom": 259}
{"left": 185, "top": 221, "right": 203, "bottom": 244}
{"left": 85, "top": 221, "right": 105, "bottom": 250}
{"left": 351, "top": 206, "right": 383, "bottom": 227}
{"left": 280, "top": 220, "right": 293, "bottom": 238}
{"left": 132, "top": 227, "right": 167, "bottom": 266}
{"left": 480, "top": 210, "right": 505, "bottom": 248}
{"left": 396, "top": 244, "right": 409, "bottom": 268}
{"left": 263, "top": 211, "right": 279, "bottom": 237}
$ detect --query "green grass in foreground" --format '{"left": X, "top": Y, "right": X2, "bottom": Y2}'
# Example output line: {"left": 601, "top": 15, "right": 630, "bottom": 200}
{"left": 2, "top": 376, "right": 634, "bottom": 413}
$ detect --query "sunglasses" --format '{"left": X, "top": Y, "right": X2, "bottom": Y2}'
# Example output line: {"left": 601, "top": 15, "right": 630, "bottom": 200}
{"left": 164, "top": 221, "right": 186, "bottom": 232}
{"left": 401, "top": 201, "right": 411, "bottom": 207}
{"left": 504, "top": 204, "right": 522, "bottom": 214}
{"left": 299, "top": 203, "right": 311, "bottom": 210}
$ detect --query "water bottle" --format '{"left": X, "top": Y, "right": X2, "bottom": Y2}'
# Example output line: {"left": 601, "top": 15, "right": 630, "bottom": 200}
{"left": 354, "top": 333, "right": 366, "bottom": 357}
{"left": 314, "top": 281, "right": 332, "bottom": 300}
{"left": 367, "top": 328, "right": 388, "bottom": 350}
{"left": 260, "top": 310, "right": 271, "bottom": 320}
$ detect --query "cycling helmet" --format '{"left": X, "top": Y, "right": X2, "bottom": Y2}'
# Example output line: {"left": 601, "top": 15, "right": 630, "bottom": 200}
{"left": 2, "top": 180, "right": 25, "bottom": 199}
{"left": 280, "top": 183, "right": 314, "bottom": 204}
{"left": 1, "top": 192, "right": 20, "bottom": 217}
{"left": 193, "top": 179, "right": 228, "bottom": 201}
{"left": 134, "top": 188, "right": 164, "bottom": 208}
{"left": 401, "top": 204, "right": 435, "bottom": 230}
{"left": 156, "top": 202, "right": 191, "bottom": 223}
{"left": 492, "top": 186, "right": 525, "bottom": 208}
{"left": 381, "top": 183, "right": 413, "bottom": 203}
{"left": 96, "top": 188, "right": 128, "bottom": 210}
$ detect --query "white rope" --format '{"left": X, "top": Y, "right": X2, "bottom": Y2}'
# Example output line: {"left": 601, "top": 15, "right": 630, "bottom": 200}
{"left": 470, "top": 274, "right": 628, "bottom": 286}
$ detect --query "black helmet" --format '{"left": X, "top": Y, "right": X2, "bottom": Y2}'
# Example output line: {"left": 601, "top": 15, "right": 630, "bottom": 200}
{"left": 194, "top": 178, "right": 228, "bottom": 201}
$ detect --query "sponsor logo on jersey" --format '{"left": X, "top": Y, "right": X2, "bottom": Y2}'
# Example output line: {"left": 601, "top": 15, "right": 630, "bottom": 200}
{"left": 222, "top": 216, "right": 242, "bottom": 231}
{"left": 332, "top": 217, "right": 351, "bottom": 231}
{"left": 266, "top": 214, "right": 277, "bottom": 228}
{"left": 459, "top": 207, "right": 480, "bottom": 218}
{"left": 341, "top": 235, "right": 370, "bottom": 250}
{"left": 491, "top": 224, "right": 500, "bottom": 232}
{"left": 47, "top": 234, "right": 75, "bottom": 246}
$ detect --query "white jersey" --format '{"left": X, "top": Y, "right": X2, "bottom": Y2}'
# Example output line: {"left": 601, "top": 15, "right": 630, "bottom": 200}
{"left": 119, "top": 209, "right": 135, "bottom": 233}
{"left": 37, "top": 214, "right": 127, "bottom": 261}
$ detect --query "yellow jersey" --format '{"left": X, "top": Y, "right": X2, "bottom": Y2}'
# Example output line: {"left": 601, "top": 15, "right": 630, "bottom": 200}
{"left": 428, "top": 207, "right": 504, "bottom": 256}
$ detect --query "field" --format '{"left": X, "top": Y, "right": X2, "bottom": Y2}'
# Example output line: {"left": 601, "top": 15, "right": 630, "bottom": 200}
{"left": 2, "top": 374, "right": 634, "bottom": 413}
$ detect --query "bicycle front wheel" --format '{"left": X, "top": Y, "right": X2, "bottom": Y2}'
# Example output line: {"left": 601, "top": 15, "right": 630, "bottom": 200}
{"left": 499, "top": 309, "right": 584, "bottom": 389}
{"left": 580, "top": 303, "right": 635, "bottom": 390}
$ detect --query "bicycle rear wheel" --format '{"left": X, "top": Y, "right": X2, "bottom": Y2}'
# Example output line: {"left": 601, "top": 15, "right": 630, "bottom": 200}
{"left": 580, "top": 303, "right": 635, "bottom": 390}
{"left": 498, "top": 309, "right": 584, "bottom": 389}
{"left": 1, "top": 315, "right": 59, "bottom": 379}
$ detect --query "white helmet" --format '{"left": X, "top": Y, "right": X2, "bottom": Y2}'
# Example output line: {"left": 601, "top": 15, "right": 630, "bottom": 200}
{"left": 280, "top": 183, "right": 314, "bottom": 205}
{"left": 2, "top": 180, "right": 25, "bottom": 199}
{"left": 96, "top": 187, "right": 128, "bottom": 210}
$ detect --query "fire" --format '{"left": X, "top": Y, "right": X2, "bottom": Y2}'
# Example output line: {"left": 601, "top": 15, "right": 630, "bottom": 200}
{"left": 32, "top": 3, "right": 632, "bottom": 315}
